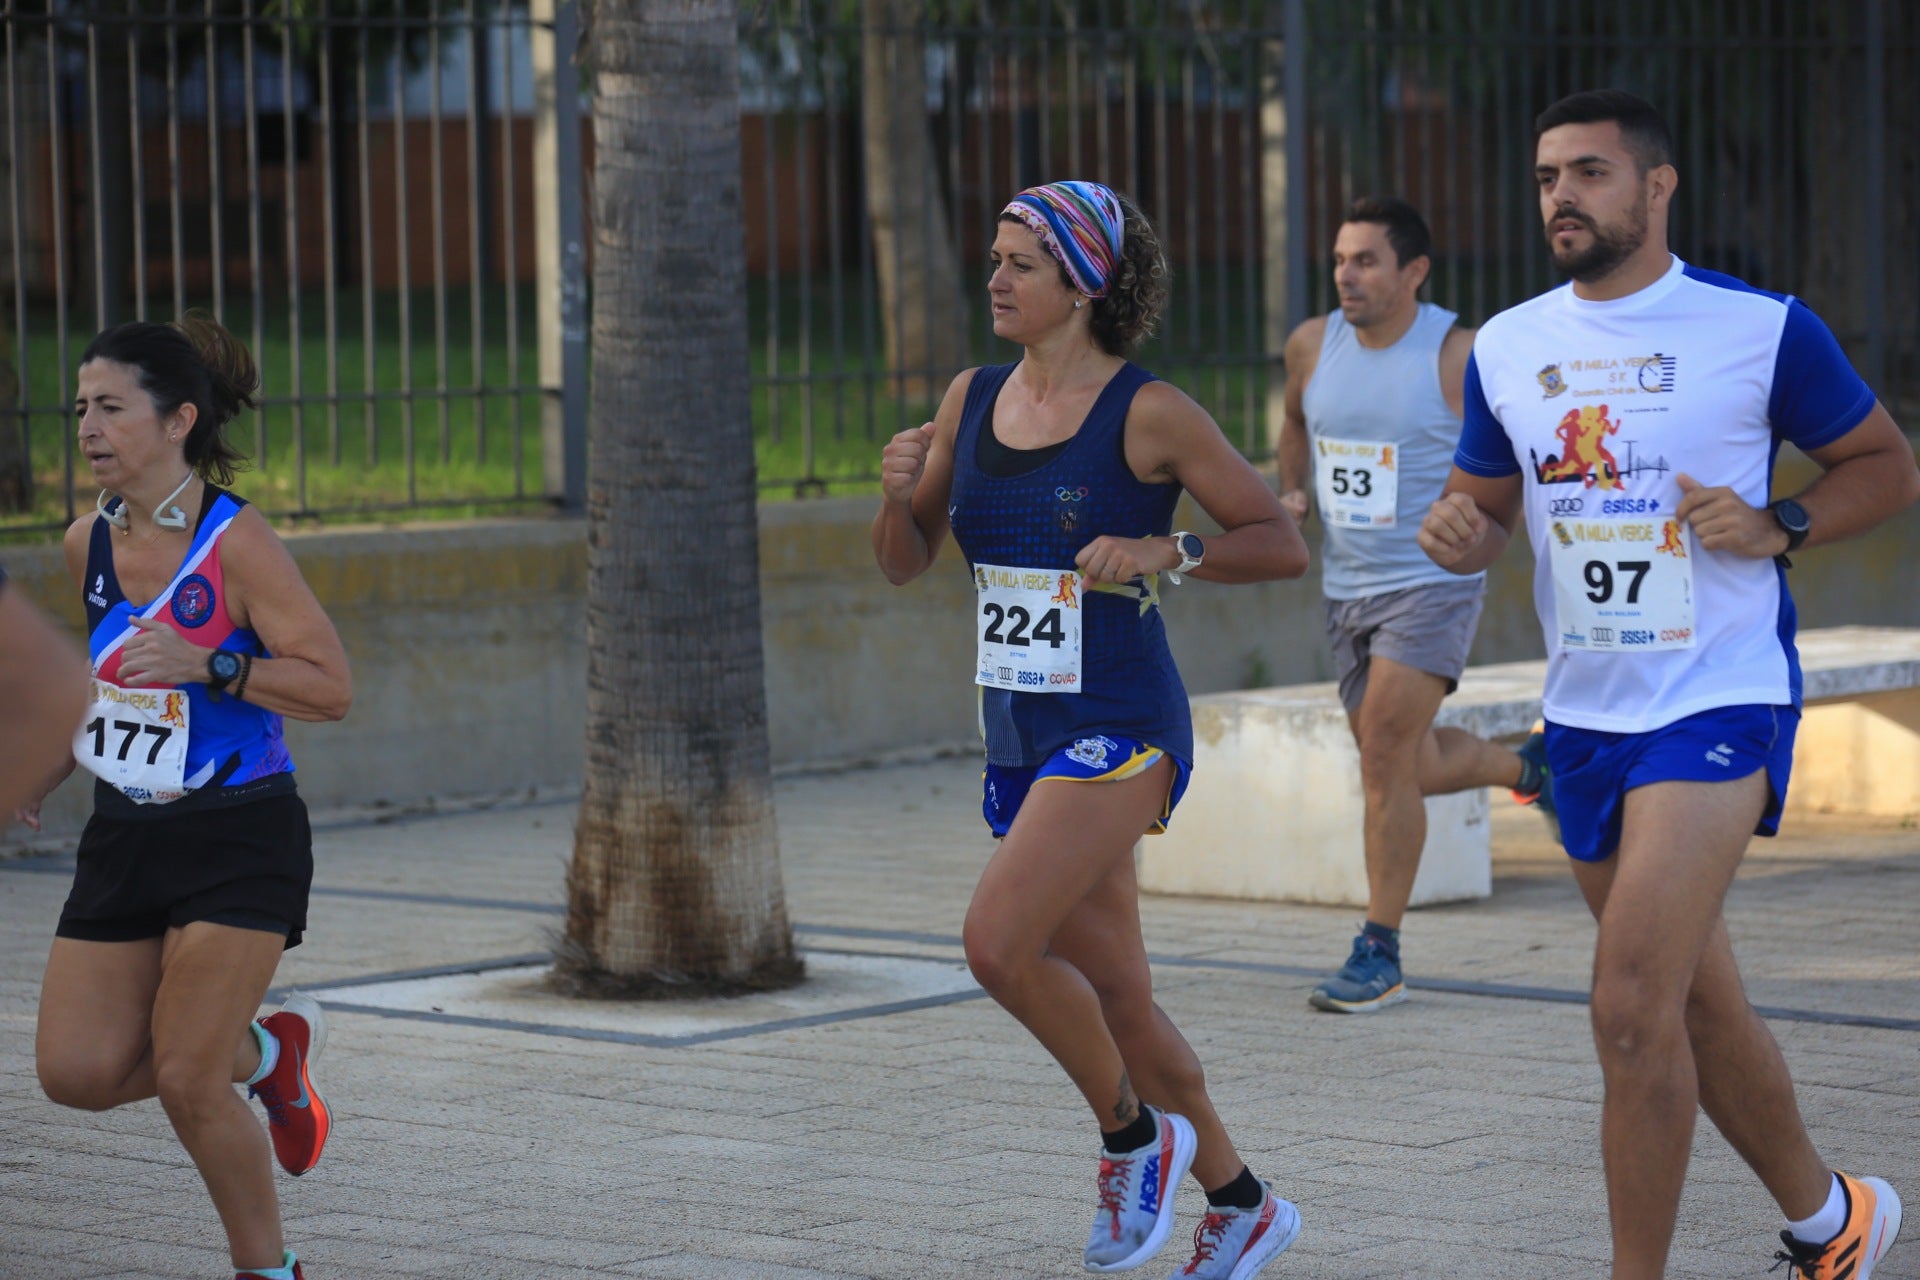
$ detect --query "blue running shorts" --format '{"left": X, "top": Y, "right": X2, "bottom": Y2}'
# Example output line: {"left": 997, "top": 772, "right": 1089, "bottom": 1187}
{"left": 1545, "top": 703, "right": 1799, "bottom": 862}
{"left": 982, "top": 733, "right": 1192, "bottom": 838}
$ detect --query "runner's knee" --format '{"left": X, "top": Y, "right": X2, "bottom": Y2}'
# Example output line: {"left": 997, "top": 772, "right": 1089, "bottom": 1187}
{"left": 1589, "top": 967, "right": 1687, "bottom": 1064}
{"left": 38, "top": 1052, "right": 134, "bottom": 1112}
{"left": 152, "top": 1051, "right": 235, "bottom": 1124}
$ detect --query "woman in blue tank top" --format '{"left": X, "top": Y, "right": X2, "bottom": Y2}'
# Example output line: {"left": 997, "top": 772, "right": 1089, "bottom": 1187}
{"left": 18, "top": 314, "right": 352, "bottom": 1280}
{"left": 872, "top": 182, "right": 1310, "bottom": 1279}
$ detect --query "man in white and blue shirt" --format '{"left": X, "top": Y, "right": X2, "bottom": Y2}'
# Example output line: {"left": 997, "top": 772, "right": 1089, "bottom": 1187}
{"left": 1420, "top": 89, "right": 1918, "bottom": 1279}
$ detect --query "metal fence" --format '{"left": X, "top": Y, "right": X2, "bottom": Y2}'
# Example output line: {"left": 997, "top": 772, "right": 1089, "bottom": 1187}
{"left": 0, "top": 0, "right": 582, "bottom": 532}
{"left": 4, "top": 2, "right": 1914, "bottom": 528}
{"left": 743, "top": 0, "right": 1920, "bottom": 496}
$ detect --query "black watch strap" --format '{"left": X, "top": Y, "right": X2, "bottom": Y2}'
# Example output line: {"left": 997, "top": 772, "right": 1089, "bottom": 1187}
{"left": 1770, "top": 498, "right": 1811, "bottom": 553}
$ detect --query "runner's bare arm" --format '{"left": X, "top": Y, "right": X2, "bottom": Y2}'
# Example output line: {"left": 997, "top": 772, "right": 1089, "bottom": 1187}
{"left": 1438, "top": 326, "right": 1477, "bottom": 420}
{"left": 1675, "top": 402, "right": 1920, "bottom": 557}
{"left": 1276, "top": 318, "right": 1324, "bottom": 523}
{"left": 0, "top": 585, "right": 88, "bottom": 822}
{"left": 1420, "top": 467, "right": 1522, "bottom": 574}
{"left": 872, "top": 370, "right": 973, "bottom": 586}
{"left": 210, "top": 508, "right": 352, "bottom": 722}
{"left": 1093, "top": 380, "right": 1306, "bottom": 585}
{"left": 1779, "top": 402, "right": 1920, "bottom": 549}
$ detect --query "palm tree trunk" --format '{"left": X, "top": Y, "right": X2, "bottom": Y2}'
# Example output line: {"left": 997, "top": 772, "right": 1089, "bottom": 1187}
{"left": 862, "top": 0, "right": 969, "bottom": 404}
{"left": 559, "top": 0, "right": 800, "bottom": 995}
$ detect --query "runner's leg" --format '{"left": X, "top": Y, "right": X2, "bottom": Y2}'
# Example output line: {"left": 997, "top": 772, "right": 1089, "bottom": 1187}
{"left": 1569, "top": 773, "right": 1768, "bottom": 1280}
{"left": 39, "top": 935, "right": 271, "bottom": 1109}
{"left": 1350, "top": 656, "right": 1451, "bottom": 931}
{"left": 149, "top": 920, "right": 289, "bottom": 1273}
{"left": 963, "top": 756, "right": 1175, "bottom": 1128}
{"left": 1050, "top": 852, "right": 1245, "bottom": 1190}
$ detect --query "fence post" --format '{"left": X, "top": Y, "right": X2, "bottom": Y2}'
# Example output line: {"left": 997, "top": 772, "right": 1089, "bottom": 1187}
{"left": 531, "top": 0, "right": 587, "bottom": 511}
{"left": 1261, "top": 0, "right": 1308, "bottom": 452}
{"left": 1863, "top": 0, "right": 1886, "bottom": 392}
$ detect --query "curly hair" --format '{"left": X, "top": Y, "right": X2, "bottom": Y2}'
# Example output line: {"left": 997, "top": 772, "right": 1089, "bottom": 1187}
{"left": 80, "top": 309, "right": 259, "bottom": 486}
{"left": 999, "top": 190, "right": 1170, "bottom": 358}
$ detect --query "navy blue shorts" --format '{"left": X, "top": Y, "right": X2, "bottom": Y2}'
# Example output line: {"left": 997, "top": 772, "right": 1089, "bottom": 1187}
{"left": 982, "top": 734, "right": 1191, "bottom": 838}
{"left": 1545, "top": 704, "right": 1798, "bottom": 862}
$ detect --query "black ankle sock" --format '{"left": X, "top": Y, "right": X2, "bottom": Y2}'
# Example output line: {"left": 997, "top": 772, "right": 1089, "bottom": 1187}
{"left": 1206, "top": 1165, "right": 1264, "bottom": 1210}
{"left": 1100, "top": 1108, "right": 1158, "bottom": 1154}
{"left": 1361, "top": 919, "right": 1400, "bottom": 956}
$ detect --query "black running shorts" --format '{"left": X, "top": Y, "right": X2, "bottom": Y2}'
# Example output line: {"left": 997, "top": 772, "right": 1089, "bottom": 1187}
{"left": 56, "top": 791, "right": 313, "bottom": 948}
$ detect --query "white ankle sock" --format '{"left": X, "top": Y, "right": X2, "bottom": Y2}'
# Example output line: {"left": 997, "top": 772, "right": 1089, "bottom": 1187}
{"left": 243, "top": 1020, "right": 278, "bottom": 1088}
{"left": 1786, "top": 1173, "right": 1847, "bottom": 1245}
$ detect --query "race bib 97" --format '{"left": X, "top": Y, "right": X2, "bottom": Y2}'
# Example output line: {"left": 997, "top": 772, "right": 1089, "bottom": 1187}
{"left": 1549, "top": 517, "right": 1696, "bottom": 652}
{"left": 74, "top": 678, "right": 191, "bottom": 803}
{"left": 974, "top": 563, "right": 1083, "bottom": 693}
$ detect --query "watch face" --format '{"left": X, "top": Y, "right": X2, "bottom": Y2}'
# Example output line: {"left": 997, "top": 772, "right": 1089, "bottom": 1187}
{"left": 1178, "top": 533, "right": 1204, "bottom": 559}
{"left": 1777, "top": 500, "right": 1810, "bottom": 532}
{"left": 210, "top": 651, "right": 242, "bottom": 681}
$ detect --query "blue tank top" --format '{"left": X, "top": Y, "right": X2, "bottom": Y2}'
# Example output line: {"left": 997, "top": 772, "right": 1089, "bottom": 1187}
{"left": 947, "top": 361, "right": 1192, "bottom": 767}
{"left": 84, "top": 487, "right": 295, "bottom": 818}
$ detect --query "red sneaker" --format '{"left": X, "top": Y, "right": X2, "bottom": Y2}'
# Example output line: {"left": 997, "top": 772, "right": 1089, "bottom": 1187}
{"left": 249, "top": 993, "right": 331, "bottom": 1176}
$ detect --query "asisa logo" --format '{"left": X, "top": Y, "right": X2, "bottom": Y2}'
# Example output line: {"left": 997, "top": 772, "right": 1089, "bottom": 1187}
{"left": 171, "top": 574, "right": 216, "bottom": 628}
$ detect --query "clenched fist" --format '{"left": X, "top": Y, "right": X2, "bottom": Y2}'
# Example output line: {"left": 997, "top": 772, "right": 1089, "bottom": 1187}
{"left": 1417, "top": 491, "right": 1489, "bottom": 567}
{"left": 880, "top": 423, "right": 937, "bottom": 505}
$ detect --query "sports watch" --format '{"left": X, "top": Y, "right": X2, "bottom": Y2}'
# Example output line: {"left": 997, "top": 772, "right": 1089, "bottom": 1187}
{"left": 1769, "top": 498, "right": 1811, "bottom": 554}
{"left": 206, "top": 649, "right": 243, "bottom": 698}
{"left": 1168, "top": 531, "right": 1205, "bottom": 585}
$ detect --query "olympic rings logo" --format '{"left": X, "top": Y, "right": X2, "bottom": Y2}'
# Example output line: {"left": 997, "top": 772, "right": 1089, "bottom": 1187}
{"left": 1055, "top": 486, "right": 1090, "bottom": 502}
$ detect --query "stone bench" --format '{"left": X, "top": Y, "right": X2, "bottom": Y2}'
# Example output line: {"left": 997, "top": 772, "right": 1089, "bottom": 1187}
{"left": 1138, "top": 626, "right": 1920, "bottom": 908}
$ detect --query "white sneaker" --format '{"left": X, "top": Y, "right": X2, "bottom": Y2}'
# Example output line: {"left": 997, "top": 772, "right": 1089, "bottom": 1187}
{"left": 1083, "top": 1106, "right": 1198, "bottom": 1272}
{"left": 1168, "top": 1187, "right": 1301, "bottom": 1280}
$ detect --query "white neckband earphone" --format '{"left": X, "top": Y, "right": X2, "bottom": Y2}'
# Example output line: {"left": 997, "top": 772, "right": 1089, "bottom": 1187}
{"left": 98, "top": 471, "right": 195, "bottom": 533}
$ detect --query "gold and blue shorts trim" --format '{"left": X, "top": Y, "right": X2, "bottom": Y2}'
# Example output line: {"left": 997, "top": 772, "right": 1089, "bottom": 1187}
{"left": 982, "top": 734, "right": 1192, "bottom": 838}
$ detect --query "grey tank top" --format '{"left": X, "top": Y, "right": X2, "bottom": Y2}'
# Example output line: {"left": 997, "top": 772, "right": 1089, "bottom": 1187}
{"left": 1302, "top": 302, "right": 1482, "bottom": 600}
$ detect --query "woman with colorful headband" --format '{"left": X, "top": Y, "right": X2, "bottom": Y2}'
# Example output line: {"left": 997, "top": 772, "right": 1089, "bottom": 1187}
{"left": 872, "top": 181, "right": 1310, "bottom": 1279}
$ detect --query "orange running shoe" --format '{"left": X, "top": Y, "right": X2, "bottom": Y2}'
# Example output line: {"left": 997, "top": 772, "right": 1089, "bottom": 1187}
{"left": 1773, "top": 1171, "right": 1902, "bottom": 1279}
{"left": 249, "top": 993, "right": 331, "bottom": 1177}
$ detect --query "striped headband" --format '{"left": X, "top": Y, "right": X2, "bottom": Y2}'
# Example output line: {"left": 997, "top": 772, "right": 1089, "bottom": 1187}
{"left": 1002, "top": 181, "right": 1126, "bottom": 299}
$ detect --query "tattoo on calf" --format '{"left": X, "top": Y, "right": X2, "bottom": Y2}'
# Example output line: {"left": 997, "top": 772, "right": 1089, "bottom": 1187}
{"left": 1112, "top": 1071, "right": 1138, "bottom": 1126}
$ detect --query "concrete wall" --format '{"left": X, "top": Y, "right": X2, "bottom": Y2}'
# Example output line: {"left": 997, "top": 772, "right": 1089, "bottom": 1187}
{"left": 10, "top": 472, "right": 1920, "bottom": 840}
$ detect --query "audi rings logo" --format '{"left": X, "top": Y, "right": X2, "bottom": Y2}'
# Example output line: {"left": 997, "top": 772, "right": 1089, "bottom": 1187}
{"left": 1055, "top": 486, "right": 1089, "bottom": 502}
{"left": 1548, "top": 497, "right": 1586, "bottom": 517}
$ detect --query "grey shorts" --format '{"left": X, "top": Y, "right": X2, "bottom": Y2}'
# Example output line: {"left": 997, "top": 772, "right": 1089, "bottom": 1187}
{"left": 1323, "top": 578, "right": 1487, "bottom": 714}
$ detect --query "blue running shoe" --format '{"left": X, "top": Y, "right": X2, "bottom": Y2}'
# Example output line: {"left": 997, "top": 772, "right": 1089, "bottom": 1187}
{"left": 1309, "top": 932, "right": 1405, "bottom": 1014}
{"left": 1512, "top": 730, "right": 1561, "bottom": 845}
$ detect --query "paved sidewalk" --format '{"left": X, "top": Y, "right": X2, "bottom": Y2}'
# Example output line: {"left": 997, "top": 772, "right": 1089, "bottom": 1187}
{"left": 2, "top": 758, "right": 1917, "bottom": 1279}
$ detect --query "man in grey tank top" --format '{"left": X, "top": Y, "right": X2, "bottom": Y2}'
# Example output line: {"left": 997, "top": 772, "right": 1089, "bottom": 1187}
{"left": 1278, "top": 197, "right": 1554, "bottom": 1013}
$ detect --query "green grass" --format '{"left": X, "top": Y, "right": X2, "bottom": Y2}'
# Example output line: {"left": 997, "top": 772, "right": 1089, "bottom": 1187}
{"left": 2, "top": 266, "right": 1278, "bottom": 538}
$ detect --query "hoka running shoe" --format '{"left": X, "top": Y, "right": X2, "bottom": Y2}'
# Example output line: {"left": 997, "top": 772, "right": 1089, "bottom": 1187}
{"left": 1084, "top": 1105, "right": 1198, "bottom": 1272}
{"left": 250, "top": 993, "right": 331, "bottom": 1177}
{"left": 1309, "top": 932, "right": 1406, "bottom": 1014}
{"left": 1171, "top": 1187, "right": 1301, "bottom": 1279}
{"left": 1773, "top": 1172, "right": 1902, "bottom": 1279}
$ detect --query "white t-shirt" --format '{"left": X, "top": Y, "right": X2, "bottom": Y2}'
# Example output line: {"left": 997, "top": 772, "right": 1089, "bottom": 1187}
{"left": 1455, "top": 256, "right": 1875, "bottom": 733}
